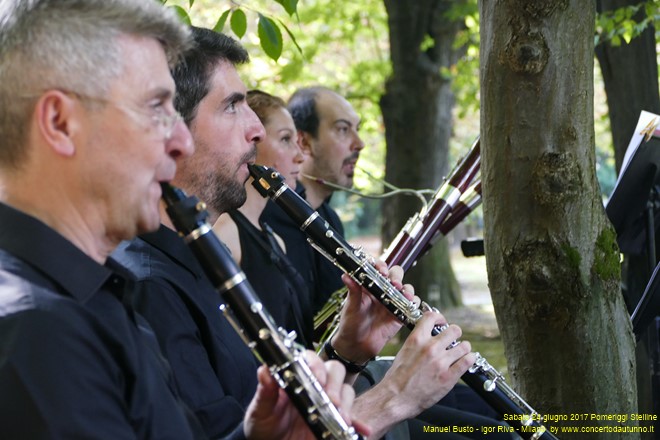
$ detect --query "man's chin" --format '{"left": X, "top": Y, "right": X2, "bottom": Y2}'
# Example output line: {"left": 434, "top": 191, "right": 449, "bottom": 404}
{"left": 228, "top": 191, "right": 248, "bottom": 211}
{"left": 214, "top": 186, "right": 247, "bottom": 214}
{"left": 137, "top": 213, "right": 163, "bottom": 236}
{"left": 340, "top": 175, "right": 355, "bottom": 189}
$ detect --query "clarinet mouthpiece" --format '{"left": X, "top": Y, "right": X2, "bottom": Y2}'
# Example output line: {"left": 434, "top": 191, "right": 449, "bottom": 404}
{"left": 248, "top": 164, "right": 287, "bottom": 198}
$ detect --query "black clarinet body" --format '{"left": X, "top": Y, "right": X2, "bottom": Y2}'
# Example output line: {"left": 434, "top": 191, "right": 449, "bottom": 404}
{"left": 160, "top": 183, "right": 362, "bottom": 440}
{"left": 249, "top": 165, "right": 559, "bottom": 440}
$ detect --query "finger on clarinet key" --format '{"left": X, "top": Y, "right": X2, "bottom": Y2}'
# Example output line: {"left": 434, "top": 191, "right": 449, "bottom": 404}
{"left": 302, "top": 350, "right": 328, "bottom": 387}
{"left": 401, "top": 283, "right": 415, "bottom": 300}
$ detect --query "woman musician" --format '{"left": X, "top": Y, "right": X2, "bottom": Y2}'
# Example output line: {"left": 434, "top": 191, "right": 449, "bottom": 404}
{"left": 245, "top": 88, "right": 511, "bottom": 438}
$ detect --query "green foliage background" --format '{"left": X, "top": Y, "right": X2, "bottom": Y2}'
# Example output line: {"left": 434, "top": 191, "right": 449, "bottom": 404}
{"left": 162, "top": 0, "right": 660, "bottom": 237}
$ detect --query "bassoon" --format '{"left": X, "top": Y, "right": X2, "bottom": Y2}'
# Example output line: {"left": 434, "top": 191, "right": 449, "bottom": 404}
{"left": 160, "top": 183, "right": 363, "bottom": 440}
{"left": 248, "top": 166, "right": 559, "bottom": 440}
{"left": 381, "top": 136, "right": 481, "bottom": 270}
{"left": 314, "top": 138, "right": 482, "bottom": 343}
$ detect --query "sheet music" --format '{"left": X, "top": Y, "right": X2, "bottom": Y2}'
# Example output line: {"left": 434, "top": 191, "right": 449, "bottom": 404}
{"left": 613, "top": 110, "right": 660, "bottom": 193}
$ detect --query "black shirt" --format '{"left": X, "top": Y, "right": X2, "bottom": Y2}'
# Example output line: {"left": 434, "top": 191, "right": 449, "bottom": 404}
{"left": 261, "top": 183, "right": 345, "bottom": 315}
{"left": 229, "top": 210, "right": 313, "bottom": 347}
{"left": 112, "top": 226, "right": 258, "bottom": 440}
{"left": 0, "top": 202, "right": 197, "bottom": 439}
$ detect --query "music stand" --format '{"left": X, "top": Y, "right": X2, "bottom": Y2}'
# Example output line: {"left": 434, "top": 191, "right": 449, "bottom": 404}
{"left": 605, "top": 111, "right": 660, "bottom": 429}
{"left": 632, "top": 262, "right": 660, "bottom": 341}
{"left": 606, "top": 111, "right": 660, "bottom": 331}
{"left": 606, "top": 111, "right": 660, "bottom": 265}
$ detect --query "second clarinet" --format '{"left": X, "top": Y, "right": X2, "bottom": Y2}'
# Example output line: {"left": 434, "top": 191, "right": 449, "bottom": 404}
{"left": 160, "top": 183, "right": 363, "bottom": 440}
{"left": 249, "top": 165, "right": 559, "bottom": 440}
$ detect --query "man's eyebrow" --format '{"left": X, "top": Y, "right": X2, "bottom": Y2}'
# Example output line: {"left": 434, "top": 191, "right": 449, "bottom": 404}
{"left": 334, "top": 118, "right": 353, "bottom": 126}
{"left": 222, "top": 92, "right": 245, "bottom": 106}
{"left": 152, "top": 87, "right": 175, "bottom": 101}
{"left": 335, "top": 118, "right": 361, "bottom": 129}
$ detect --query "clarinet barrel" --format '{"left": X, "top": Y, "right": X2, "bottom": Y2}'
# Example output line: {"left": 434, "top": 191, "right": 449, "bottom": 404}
{"left": 160, "top": 183, "right": 363, "bottom": 440}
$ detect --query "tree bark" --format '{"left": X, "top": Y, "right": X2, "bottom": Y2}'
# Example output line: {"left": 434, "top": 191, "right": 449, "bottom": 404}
{"left": 381, "top": 0, "right": 464, "bottom": 309}
{"left": 480, "top": 1, "right": 638, "bottom": 437}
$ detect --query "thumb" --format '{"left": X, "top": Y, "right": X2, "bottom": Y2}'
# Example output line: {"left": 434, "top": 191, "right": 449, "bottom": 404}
{"left": 249, "top": 365, "right": 280, "bottom": 417}
{"left": 341, "top": 274, "right": 363, "bottom": 312}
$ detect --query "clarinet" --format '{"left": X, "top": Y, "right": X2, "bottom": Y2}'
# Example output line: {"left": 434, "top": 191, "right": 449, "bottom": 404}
{"left": 314, "top": 179, "right": 483, "bottom": 347}
{"left": 160, "top": 183, "right": 363, "bottom": 440}
{"left": 315, "top": 140, "right": 482, "bottom": 344}
{"left": 249, "top": 166, "right": 559, "bottom": 440}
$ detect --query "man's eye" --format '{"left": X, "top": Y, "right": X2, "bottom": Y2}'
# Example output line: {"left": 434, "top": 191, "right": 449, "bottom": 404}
{"left": 150, "top": 100, "right": 167, "bottom": 114}
{"left": 227, "top": 102, "right": 237, "bottom": 113}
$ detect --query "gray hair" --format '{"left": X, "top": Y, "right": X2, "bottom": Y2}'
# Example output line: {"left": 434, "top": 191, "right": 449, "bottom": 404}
{"left": 0, "top": 0, "right": 192, "bottom": 169}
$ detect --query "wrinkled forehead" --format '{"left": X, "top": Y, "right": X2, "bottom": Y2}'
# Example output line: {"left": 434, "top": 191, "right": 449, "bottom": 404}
{"left": 316, "top": 90, "right": 360, "bottom": 127}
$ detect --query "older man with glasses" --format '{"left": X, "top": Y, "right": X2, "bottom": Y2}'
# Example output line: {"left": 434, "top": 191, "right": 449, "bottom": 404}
{"left": 0, "top": 1, "right": 358, "bottom": 439}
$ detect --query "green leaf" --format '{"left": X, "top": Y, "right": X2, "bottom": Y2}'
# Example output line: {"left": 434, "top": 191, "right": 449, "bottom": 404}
{"left": 274, "top": 0, "right": 298, "bottom": 16}
{"left": 614, "top": 8, "right": 625, "bottom": 21}
{"left": 420, "top": 34, "right": 434, "bottom": 51}
{"left": 258, "top": 14, "right": 283, "bottom": 61}
{"left": 230, "top": 9, "right": 247, "bottom": 39}
{"left": 189, "top": 0, "right": 194, "bottom": 8}
{"left": 169, "top": 5, "right": 191, "bottom": 26}
{"left": 213, "top": 9, "right": 231, "bottom": 33}
{"left": 645, "top": 2, "right": 655, "bottom": 18}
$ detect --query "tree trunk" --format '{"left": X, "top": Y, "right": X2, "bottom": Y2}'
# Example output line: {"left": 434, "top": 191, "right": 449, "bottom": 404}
{"left": 380, "top": 0, "right": 464, "bottom": 310}
{"left": 480, "top": 1, "right": 638, "bottom": 437}
{"left": 595, "top": 2, "right": 660, "bottom": 435}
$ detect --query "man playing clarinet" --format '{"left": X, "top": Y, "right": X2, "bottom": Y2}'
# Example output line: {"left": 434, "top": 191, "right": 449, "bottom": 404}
{"left": 113, "top": 28, "right": 480, "bottom": 440}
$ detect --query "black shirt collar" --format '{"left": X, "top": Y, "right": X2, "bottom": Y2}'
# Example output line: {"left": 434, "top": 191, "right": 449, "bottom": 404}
{"left": 139, "top": 225, "right": 204, "bottom": 280}
{"left": 0, "top": 202, "right": 115, "bottom": 303}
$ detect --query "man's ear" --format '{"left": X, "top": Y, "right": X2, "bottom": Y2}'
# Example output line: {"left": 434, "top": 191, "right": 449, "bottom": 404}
{"left": 297, "top": 130, "right": 313, "bottom": 156}
{"left": 34, "top": 91, "right": 79, "bottom": 157}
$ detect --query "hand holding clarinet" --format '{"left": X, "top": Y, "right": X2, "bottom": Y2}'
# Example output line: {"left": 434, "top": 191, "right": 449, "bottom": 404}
{"left": 160, "top": 183, "right": 368, "bottom": 440}
{"left": 314, "top": 137, "right": 482, "bottom": 345}
{"left": 338, "top": 264, "right": 477, "bottom": 423}
{"left": 245, "top": 352, "right": 369, "bottom": 440}
{"left": 331, "top": 265, "right": 477, "bottom": 438}
{"left": 249, "top": 164, "right": 560, "bottom": 440}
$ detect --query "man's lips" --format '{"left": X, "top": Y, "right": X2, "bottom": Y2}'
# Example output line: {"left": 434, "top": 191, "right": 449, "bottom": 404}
{"left": 343, "top": 153, "right": 359, "bottom": 171}
{"left": 158, "top": 165, "right": 177, "bottom": 185}
{"left": 343, "top": 160, "right": 357, "bottom": 175}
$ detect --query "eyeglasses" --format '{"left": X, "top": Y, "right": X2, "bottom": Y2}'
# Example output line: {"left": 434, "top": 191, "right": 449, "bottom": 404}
{"left": 74, "top": 91, "right": 182, "bottom": 141}
{"left": 24, "top": 89, "right": 183, "bottom": 141}
{"left": 152, "top": 109, "right": 183, "bottom": 140}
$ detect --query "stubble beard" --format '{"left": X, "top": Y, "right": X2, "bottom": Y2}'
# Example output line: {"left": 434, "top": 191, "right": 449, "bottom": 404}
{"left": 203, "top": 147, "right": 255, "bottom": 215}
{"left": 203, "top": 171, "right": 247, "bottom": 216}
